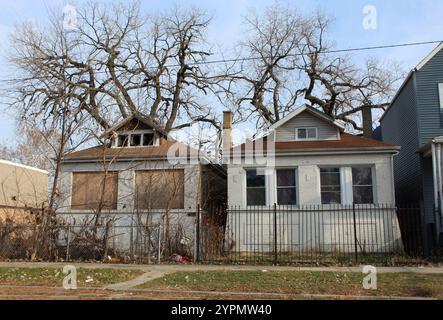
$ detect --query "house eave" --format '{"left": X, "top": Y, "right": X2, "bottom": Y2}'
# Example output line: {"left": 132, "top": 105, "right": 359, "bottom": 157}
{"left": 380, "top": 70, "right": 415, "bottom": 123}
{"left": 62, "top": 155, "right": 211, "bottom": 164}
{"left": 224, "top": 147, "right": 400, "bottom": 159}
{"left": 268, "top": 104, "right": 345, "bottom": 132}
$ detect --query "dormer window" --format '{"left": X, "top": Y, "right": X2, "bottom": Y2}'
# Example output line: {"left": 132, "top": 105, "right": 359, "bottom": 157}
{"left": 130, "top": 134, "right": 142, "bottom": 147}
{"left": 296, "top": 127, "right": 318, "bottom": 141}
{"left": 114, "top": 132, "right": 158, "bottom": 148}
{"left": 143, "top": 133, "right": 154, "bottom": 146}
{"left": 117, "top": 135, "right": 129, "bottom": 147}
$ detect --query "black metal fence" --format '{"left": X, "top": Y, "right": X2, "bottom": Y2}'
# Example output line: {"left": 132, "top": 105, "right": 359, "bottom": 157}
{"left": 0, "top": 204, "right": 438, "bottom": 265}
{"left": 197, "top": 203, "right": 433, "bottom": 265}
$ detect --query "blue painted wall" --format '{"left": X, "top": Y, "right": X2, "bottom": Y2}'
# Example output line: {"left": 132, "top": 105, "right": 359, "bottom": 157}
{"left": 380, "top": 74, "right": 422, "bottom": 205}
{"left": 380, "top": 45, "right": 443, "bottom": 225}
{"left": 416, "top": 48, "right": 443, "bottom": 147}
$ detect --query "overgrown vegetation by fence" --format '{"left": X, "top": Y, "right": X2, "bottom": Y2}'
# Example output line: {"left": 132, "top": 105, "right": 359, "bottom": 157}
{"left": 0, "top": 204, "right": 194, "bottom": 263}
{"left": 0, "top": 220, "right": 194, "bottom": 264}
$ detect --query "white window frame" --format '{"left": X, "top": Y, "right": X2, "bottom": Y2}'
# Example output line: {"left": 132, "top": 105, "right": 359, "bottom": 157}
{"left": 351, "top": 166, "right": 375, "bottom": 205}
{"left": 113, "top": 130, "right": 159, "bottom": 148}
{"left": 439, "top": 83, "right": 443, "bottom": 109}
{"left": 319, "top": 167, "right": 342, "bottom": 205}
{"left": 116, "top": 134, "right": 130, "bottom": 148}
{"left": 245, "top": 168, "right": 269, "bottom": 207}
{"left": 275, "top": 168, "right": 298, "bottom": 206}
{"left": 295, "top": 127, "right": 318, "bottom": 141}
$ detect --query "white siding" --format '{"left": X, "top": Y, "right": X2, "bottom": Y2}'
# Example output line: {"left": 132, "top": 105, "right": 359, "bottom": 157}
{"left": 274, "top": 111, "right": 340, "bottom": 141}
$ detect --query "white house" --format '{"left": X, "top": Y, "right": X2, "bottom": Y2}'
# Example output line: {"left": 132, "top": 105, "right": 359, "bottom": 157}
{"left": 223, "top": 105, "right": 403, "bottom": 254}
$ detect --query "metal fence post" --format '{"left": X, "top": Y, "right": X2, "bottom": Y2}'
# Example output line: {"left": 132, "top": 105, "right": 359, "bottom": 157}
{"left": 196, "top": 204, "right": 201, "bottom": 263}
{"left": 273, "top": 203, "right": 278, "bottom": 265}
{"left": 352, "top": 203, "right": 359, "bottom": 263}
{"left": 66, "top": 226, "right": 71, "bottom": 262}
{"left": 157, "top": 225, "right": 162, "bottom": 264}
{"left": 421, "top": 202, "right": 428, "bottom": 258}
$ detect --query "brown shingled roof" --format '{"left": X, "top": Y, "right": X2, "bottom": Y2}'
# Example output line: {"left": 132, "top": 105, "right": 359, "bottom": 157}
{"left": 231, "top": 133, "right": 399, "bottom": 154}
{"left": 64, "top": 138, "right": 200, "bottom": 162}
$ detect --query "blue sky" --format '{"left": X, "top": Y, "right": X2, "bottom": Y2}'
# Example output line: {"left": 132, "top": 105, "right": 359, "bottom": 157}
{"left": 1, "top": 0, "right": 443, "bottom": 146}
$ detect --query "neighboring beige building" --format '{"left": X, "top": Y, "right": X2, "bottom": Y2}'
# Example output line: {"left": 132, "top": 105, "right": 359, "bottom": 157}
{"left": 0, "top": 160, "right": 48, "bottom": 222}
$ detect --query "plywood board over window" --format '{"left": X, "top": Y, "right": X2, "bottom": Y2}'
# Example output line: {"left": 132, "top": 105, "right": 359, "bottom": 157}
{"left": 135, "top": 169, "right": 185, "bottom": 210}
{"left": 71, "top": 172, "right": 118, "bottom": 210}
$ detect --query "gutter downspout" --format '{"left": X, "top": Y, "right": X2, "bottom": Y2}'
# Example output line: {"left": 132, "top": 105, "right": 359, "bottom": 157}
{"left": 437, "top": 144, "right": 443, "bottom": 242}
{"left": 390, "top": 154, "right": 397, "bottom": 205}
{"left": 431, "top": 141, "right": 442, "bottom": 245}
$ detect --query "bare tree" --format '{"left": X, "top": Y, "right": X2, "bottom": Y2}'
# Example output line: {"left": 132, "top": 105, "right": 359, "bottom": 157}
{"left": 0, "top": 129, "right": 56, "bottom": 172}
{"left": 6, "top": 1, "right": 225, "bottom": 138}
{"left": 225, "top": 4, "right": 403, "bottom": 131}
{"left": 224, "top": 5, "right": 304, "bottom": 126}
{"left": 296, "top": 13, "right": 403, "bottom": 131}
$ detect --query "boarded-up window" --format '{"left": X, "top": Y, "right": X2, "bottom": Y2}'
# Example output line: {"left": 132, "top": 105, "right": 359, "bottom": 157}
{"left": 71, "top": 172, "right": 118, "bottom": 210}
{"left": 135, "top": 169, "right": 184, "bottom": 210}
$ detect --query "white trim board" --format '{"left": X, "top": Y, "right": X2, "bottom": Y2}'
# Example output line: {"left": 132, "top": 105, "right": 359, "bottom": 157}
{"left": 416, "top": 42, "right": 443, "bottom": 71}
{"left": 0, "top": 159, "right": 49, "bottom": 175}
{"left": 269, "top": 104, "right": 345, "bottom": 132}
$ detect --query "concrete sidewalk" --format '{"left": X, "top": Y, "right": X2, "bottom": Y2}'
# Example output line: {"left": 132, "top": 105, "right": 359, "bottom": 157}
{"left": 1, "top": 261, "right": 443, "bottom": 274}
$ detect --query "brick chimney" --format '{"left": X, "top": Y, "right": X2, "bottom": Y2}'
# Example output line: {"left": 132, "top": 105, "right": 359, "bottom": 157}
{"left": 223, "top": 111, "right": 233, "bottom": 151}
{"left": 362, "top": 106, "right": 373, "bottom": 139}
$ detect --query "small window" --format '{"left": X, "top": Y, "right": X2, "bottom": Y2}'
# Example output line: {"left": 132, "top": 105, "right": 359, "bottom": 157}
{"left": 277, "top": 169, "right": 297, "bottom": 205}
{"left": 439, "top": 83, "right": 443, "bottom": 109}
{"left": 352, "top": 167, "right": 374, "bottom": 204}
{"left": 296, "top": 128, "right": 318, "bottom": 140}
{"left": 143, "top": 133, "right": 155, "bottom": 146}
{"left": 246, "top": 169, "right": 266, "bottom": 206}
{"left": 130, "top": 134, "right": 142, "bottom": 147}
{"left": 320, "top": 168, "right": 341, "bottom": 204}
{"left": 117, "top": 135, "right": 129, "bottom": 147}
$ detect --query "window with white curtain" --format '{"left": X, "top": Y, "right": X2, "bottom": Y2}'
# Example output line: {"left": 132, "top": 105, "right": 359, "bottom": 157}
{"left": 320, "top": 168, "right": 341, "bottom": 204}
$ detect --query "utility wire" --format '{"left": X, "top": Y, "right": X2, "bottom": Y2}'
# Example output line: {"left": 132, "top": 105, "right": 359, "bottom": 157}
{"left": 0, "top": 40, "right": 441, "bottom": 83}
{"left": 187, "top": 40, "right": 443, "bottom": 65}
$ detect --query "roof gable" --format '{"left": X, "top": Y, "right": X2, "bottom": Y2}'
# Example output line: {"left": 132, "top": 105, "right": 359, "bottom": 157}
{"left": 416, "top": 42, "right": 443, "bottom": 71}
{"left": 380, "top": 42, "right": 443, "bottom": 123}
{"left": 269, "top": 105, "right": 345, "bottom": 132}
{"left": 105, "top": 113, "right": 168, "bottom": 138}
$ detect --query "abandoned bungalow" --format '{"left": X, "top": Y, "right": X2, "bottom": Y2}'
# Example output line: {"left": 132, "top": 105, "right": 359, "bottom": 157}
{"left": 57, "top": 114, "right": 226, "bottom": 258}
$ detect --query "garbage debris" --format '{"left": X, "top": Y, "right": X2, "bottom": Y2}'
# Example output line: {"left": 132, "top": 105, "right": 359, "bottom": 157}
{"left": 171, "top": 253, "right": 192, "bottom": 263}
{"left": 180, "top": 237, "right": 191, "bottom": 245}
